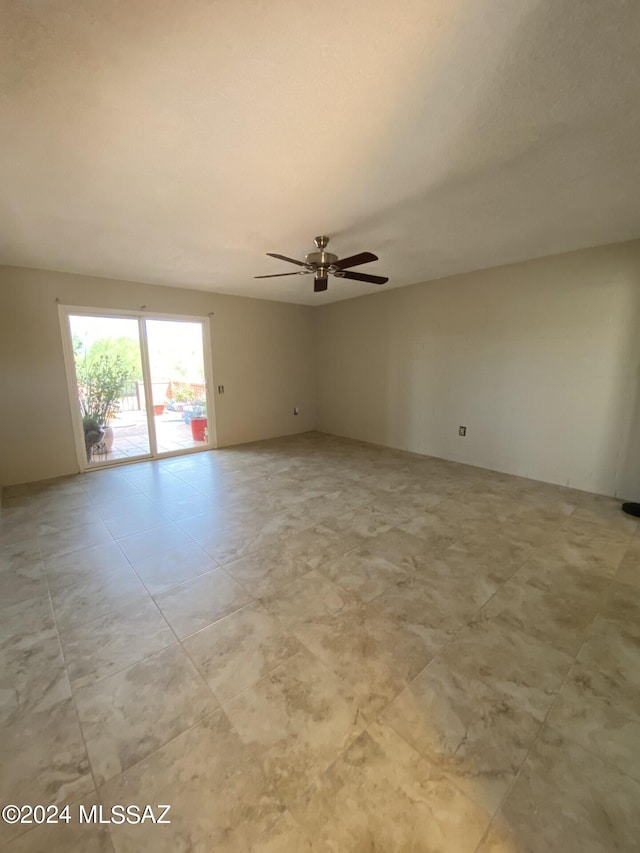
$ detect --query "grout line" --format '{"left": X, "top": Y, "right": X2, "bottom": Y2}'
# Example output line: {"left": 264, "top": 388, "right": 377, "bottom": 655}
{"left": 5, "top": 435, "right": 636, "bottom": 850}
{"left": 37, "top": 539, "right": 103, "bottom": 813}
{"left": 47, "top": 530, "right": 229, "bottom": 793}
{"left": 470, "top": 544, "right": 633, "bottom": 851}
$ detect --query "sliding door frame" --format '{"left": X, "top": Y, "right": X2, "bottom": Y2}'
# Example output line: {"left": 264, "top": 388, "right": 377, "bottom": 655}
{"left": 58, "top": 305, "right": 216, "bottom": 472}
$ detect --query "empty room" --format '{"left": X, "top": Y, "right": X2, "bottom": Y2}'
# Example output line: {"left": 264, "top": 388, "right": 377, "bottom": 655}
{"left": 1, "top": 1, "right": 639, "bottom": 851}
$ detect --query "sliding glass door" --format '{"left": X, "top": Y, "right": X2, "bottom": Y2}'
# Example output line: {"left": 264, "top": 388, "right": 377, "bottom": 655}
{"left": 146, "top": 319, "right": 210, "bottom": 455}
{"left": 61, "top": 309, "right": 213, "bottom": 470}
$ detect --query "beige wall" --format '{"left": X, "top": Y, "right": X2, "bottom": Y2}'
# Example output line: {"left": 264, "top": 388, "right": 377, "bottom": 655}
{"left": 0, "top": 267, "right": 316, "bottom": 485}
{"left": 317, "top": 240, "right": 640, "bottom": 500}
{"left": 3, "top": 240, "right": 640, "bottom": 498}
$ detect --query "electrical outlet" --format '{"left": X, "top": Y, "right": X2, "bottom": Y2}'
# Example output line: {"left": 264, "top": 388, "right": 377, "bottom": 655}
{"left": 217, "top": 385, "right": 224, "bottom": 394}
{"left": 293, "top": 407, "right": 299, "bottom": 416}
{"left": 458, "top": 425, "right": 467, "bottom": 436}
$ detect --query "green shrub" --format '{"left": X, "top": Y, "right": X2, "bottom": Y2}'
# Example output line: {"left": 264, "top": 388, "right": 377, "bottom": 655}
{"left": 76, "top": 353, "right": 130, "bottom": 426}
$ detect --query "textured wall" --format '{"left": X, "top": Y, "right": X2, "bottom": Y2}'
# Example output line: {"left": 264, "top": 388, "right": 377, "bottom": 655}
{"left": 0, "top": 267, "right": 316, "bottom": 485}
{"left": 317, "top": 240, "right": 640, "bottom": 500}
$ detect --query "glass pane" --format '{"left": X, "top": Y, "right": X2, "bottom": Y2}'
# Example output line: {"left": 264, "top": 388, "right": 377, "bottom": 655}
{"left": 69, "top": 315, "right": 151, "bottom": 466}
{"left": 145, "top": 319, "right": 209, "bottom": 453}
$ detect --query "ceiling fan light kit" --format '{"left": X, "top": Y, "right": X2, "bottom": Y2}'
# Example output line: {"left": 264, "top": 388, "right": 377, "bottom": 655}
{"left": 255, "top": 236, "right": 389, "bottom": 292}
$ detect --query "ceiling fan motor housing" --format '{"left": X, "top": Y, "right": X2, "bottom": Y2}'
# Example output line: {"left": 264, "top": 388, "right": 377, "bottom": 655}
{"left": 306, "top": 235, "right": 337, "bottom": 275}
{"left": 304, "top": 250, "right": 338, "bottom": 268}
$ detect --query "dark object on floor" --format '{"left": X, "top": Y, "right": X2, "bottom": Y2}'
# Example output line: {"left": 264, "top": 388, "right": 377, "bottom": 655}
{"left": 622, "top": 502, "right": 640, "bottom": 518}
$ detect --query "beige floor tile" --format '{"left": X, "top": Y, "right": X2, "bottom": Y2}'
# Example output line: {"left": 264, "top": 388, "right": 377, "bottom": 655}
{"left": 362, "top": 527, "right": 438, "bottom": 573}
{"left": 493, "top": 726, "right": 640, "bottom": 853}
{"left": 260, "top": 569, "right": 355, "bottom": 628}
{"left": 396, "top": 505, "right": 469, "bottom": 548}
{"left": 282, "top": 522, "right": 367, "bottom": 570}
{"left": 250, "top": 810, "right": 318, "bottom": 852}
{"left": 2, "top": 434, "right": 638, "bottom": 850}
{"left": 225, "top": 525, "right": 363, "bottom": 598}
{"left": 439, "top": 621, "right": 573, "bottom": 718}
{"left": 45, "top": 542, "right": 148, "bottom": 629}
{"left": 95, "top": 494, "right": 170, "bottom": 539}
{"left": 471, "top": 569, "right": 608, "bottom": 655}
{"left": 546, "top": 585, "right": 640, "bottom": 782}
{"left": 128, "top": 540, "right": 218, "bottom": 595}
{"left": 0, "top": 626, "right": 69, "bottom": 723}
{"left": 74, "top": 643, "right": 217, "bottom": 784}
{"left": 0, "top": 541, "right": 47, "bottom": 608}
{"left": 616, "top": 532, "right": 640, "bottom": 588}
{"left": 59, "top": 597, "right": 175, "bottom": 688}
{"left": 176, "top": 506, "right": 241, "bottom": 540}
{"left": 291, "top": 598, "right": 434, "bottom": 721}
{"left": 154, "top": 566, "right": 253, "bottom": 638}
{"left": 38, "top": 522, "right": 111, "bottom": 560}
{"left": 82, "top": 473, "right": 141, "bottom": 504}
{"left": 419, "top": 546, "right": 505, "bottom": 598}
{"left": 381, "top": 657, "right": 542, "bottom": 812}
{"left": 103, "top": 510, "right": 169, "bottom": 540}
{"left": 224, "top": 647, "right": 363, "bottom": 805}
{"left": 567, "top": 502, "right": 639, "bottom": 536}
{"left": 600, "top": 578, "right": 640, "bottom": 631}
{"left": 196, "top": 521, "right": 284, "bottom": 565}
{"left": 36, "top": 502, "right": 103, "bottom": 536}
{"left": 290, "top": 721, "right": 491, "bottom": 853}
{"left": 570, "top": 607, "right": 640, "bottom": 712}
{"left": 475, "top": 822, "right": 523, "bottom": 853}
{"left": 449, "top": 519, "right": 545, "bottom": 581}
{"left": 1, "top": 516, "right": 41, "bottom": 547}
{"left": 183, "top": 603, "right": 301, "bottom": 704}
{"left": 44, "top": 540, "right": 132, "bottom": 586}
{"left": 0, "top": 698, "right": 94, "bottom": 846}
{"left": 2, "top": 795, "right": 113, "bottom": 853}
{"left": 0, "top": 539, "right": 42, "bottom": 570}
{"left": 531, "top": 523, "right": 631, "bottom": 577}
{"left": 547, "top": 664, "right": 640, "bottom": 783}
{"left": 219, "top": 542, "right": 311, "bottom": 599}
{"left": 94, "top": 492, "right": 159, "bottom": 521}
{"left": 147, "top": 490, "right": 211, "bottom": 522}
{"left": 100, "top": 709, "right": 285, "bottom": 852}
{"left": 115, "top": 522, "right": 194, "bottom": 563}
{"left": 0, "top": 594, "right": 54, "bottom": 644}
{"left": 371, "top": 571, "right": 486, "bottom": 650}
{"left": 325, "top": 502, "right": 412, "bottom": 538}
{"left": 319, "top": 545, "right": 413, "bottom": 602}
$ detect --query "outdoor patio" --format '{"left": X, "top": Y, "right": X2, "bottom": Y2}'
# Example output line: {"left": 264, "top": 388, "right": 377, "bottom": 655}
{"left": 91, "top": 408, "right": 207, "bottom": 464}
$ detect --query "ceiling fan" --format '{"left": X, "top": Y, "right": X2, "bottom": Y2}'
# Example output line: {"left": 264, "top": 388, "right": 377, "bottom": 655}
{"left": 254, "top": 236, "right": 389, "bottom": 292}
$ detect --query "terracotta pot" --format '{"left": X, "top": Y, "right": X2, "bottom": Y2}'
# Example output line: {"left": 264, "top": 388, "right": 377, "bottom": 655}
{"left": 190, "top": 417, "right": 207, "bottom": 441}
{"left": 153, "top": 404, "right": 165, "bottom": 416}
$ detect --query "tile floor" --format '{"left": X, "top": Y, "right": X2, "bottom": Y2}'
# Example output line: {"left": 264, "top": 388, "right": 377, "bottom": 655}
{"left": 1, "top": 432, "right": 639, "bottom": 852}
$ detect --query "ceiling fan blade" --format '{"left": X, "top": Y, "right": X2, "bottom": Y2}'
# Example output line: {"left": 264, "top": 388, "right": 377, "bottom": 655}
{"left": 314, "top": 277, "right": 328, "bottom": 292}
{"left": 334, "top": 251, "right": 379, "bottom": 270}
{"left": 340, "top": 270, "right": 389, "bottom": 285}
{"left": 266, "top": 252, "right": 306, "bottom": 267}
{"left": 254, "top": 272, "right": 302, "bottom": 278}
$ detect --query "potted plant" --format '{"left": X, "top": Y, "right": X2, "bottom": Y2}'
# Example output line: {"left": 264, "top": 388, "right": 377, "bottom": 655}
{"left": 81, "top": 414, "right": 104, "bottom": 463}
{"left": 76, "top": 353, "right": 130, "bottom": 461}
{"left": 187, "top": 401, "right": 208, "bottom": 441}
{"left": 151, "top": 381, "right": 170, "bottom": 417}
{"left": 169, "top": 382, "right": 195, "bottom": 412}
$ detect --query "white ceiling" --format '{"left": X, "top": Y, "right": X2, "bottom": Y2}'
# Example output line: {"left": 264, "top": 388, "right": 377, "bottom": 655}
{"left": 2, "top": 0, "right": 640, "bottom": 305}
